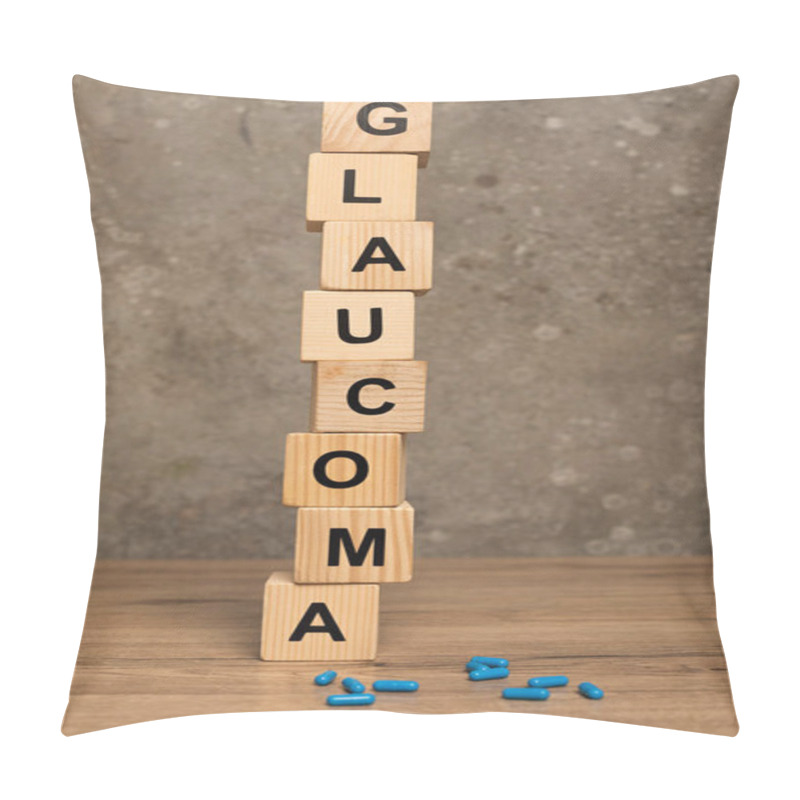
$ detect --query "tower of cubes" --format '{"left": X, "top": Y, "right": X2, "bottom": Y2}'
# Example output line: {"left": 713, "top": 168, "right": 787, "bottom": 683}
{"left": 260, "top": 102, "right": 433, "bottom": 661}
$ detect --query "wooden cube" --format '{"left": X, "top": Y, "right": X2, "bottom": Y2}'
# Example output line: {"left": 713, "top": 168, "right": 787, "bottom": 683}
{"left": 311, "top": 360, "right": 427, "bottom": 433}
{"left": 321, "top": 102, "right": 432, "bottom": 167}
{"left": 283, "top": 432, "right": 405, "bottom": 507}
{"left": 306, "top": 153, "right": 417, "bottom": 232}
{"left": 295, "top": 502, "right": 414, "bottom": 584}
{"left": 320, "top": 221, "right": 433, "bottom": 294}
{"left": 301, "top": 290, "right": 414, "bottom": 362}
{"left": 260, "top": 572, "right": 379, "bottom": 661}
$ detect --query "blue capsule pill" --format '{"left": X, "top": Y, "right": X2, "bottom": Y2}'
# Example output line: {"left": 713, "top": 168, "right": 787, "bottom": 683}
{"left": 470, "top": 656, "right": 509, "bottom": 668}
{"left": 342, "top": 677, "right": 365, "bottom": 693}
{"left": 502, "top": 687, "right": 550, "bottom": 700}
{"left": 373, "top": 680, "right": 419, "bottom": 692}
{"left": 527, "top": 675, "right": 569, "bottom": 688}
{"left": 469, "top": 667, "right": 510, "bottom": 681}
{"left": 314, "top": 670, "right": 337, "bottom": 686}
{"left": 326, "top": 693, "right": 375, "bottom": 706}
{"left": 465, "top": 660, "right": 490, "bottom": 672}
{"left": 578, "top": 681, "right": 604, "bottom": 699}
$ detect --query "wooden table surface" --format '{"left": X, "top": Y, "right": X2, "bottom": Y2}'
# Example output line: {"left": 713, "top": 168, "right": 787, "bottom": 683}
{"left": 62, "top": 557, "right": 738, "bottom": 736}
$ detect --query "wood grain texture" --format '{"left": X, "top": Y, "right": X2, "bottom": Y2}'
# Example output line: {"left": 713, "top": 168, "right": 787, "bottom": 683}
{"left": 301, "top": 291, "right": 415, "bottom": 362}
{"left": 295, "top": 502, "right": 414, "bottom": 583}
{"left": 320, "top": 221, "right": 433, "bottom": 293}
{"left": 311, "top": 360, "right": 427, "bottom": 433}
{"left": 260, "top": 572, "right": 379, "bottom": 661}
{"left": 321, "top": 102, "right": 432, "bottom": 167}
{"left": 62, "top": 558, "right": 738, "bottom": 736}
{"left": 282, "top": 432, "right": 406, "bottom": 507}
{"left": 306, "top": 153, "right": 418, "bottom": 232}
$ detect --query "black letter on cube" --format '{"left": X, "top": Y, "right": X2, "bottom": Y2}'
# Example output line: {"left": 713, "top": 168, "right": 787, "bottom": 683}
{"left": 288, "top": 602, "right": 346, "bottom": 641}
{"left": 313, "top": 450, "right": 369, "bottom": 488}
{"left": 352, "top": 237, "right": 406, "bottom": 273}
{"left": 328, "top": 528, "right": 387, "bottom": 567}
{"left": 356, "top": 102, "right": 408, "bottom": 136}
{"left": 337, "top": 307, "right": 383, "bottom": 343}
{"left": 347, "top": 377, "right": 396, "bottom": 415}
{"left": 343, "top": 169, "right": 381, "bottom": 203}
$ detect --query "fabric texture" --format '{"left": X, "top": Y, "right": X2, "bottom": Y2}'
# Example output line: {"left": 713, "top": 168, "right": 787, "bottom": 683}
{"left": 65, "top": 76, "right": 739, "bottom": 736}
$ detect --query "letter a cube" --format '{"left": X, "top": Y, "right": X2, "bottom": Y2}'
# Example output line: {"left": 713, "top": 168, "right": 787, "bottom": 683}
{"left": 260, "top": 572, "right": 379, "bottom": 660}
{"left": 320, "top": 221, "right": 433, "bottom": 294}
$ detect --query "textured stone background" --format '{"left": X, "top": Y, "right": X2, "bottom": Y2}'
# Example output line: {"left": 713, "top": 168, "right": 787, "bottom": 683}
{"left": 73, "top": 75, "right": 738, "bottom": 558}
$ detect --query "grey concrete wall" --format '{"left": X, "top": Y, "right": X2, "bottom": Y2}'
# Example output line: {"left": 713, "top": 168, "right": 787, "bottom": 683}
{"left": 73, "top": 75, "right": 738, "bottom": 558}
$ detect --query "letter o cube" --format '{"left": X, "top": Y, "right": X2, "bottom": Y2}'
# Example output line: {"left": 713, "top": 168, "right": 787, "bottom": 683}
{"left": 260, "top": 572, "right": 379, "bottom": 661}
{"left": 282, "top": 433, "right": 406, "bottom": 507}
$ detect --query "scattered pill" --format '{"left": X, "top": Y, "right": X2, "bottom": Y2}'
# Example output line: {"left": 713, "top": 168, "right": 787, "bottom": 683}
{"left": 502, "top": 687, "right": 550, "bottom": 700}
{"left": 327, "top": 693, "right": 375, "bottom": 706}
{"left": 470, "top": 656, "right": 509, "bottom": 668}
{"left": 527, "top": 676, "right": 569, "bottom": 688}
{"left": 342, "top": 677, "right": 365, "bottom": 693}
{"left": 465, "top": 660, "right": 490, "bottom": 672}
{"left": 373, "top": 680, "right": 419, "bottom": 692}
{"left": 314, "top": 670, "right": 337, "bottom": 686}
{"left": 578, "top": 682, "right": 604, "bottom": 699}
{"left": 469, "top": 667, "right": 510, "bottom": 681}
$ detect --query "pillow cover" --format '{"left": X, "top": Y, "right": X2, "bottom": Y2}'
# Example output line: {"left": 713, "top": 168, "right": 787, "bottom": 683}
{"left": 63, "top": 75, "right": 739, "bottom": 735}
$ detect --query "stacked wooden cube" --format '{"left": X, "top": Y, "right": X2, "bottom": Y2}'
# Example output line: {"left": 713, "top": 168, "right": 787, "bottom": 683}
{"left": 260, "top": 102, "right": 433, "bottom": 661}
